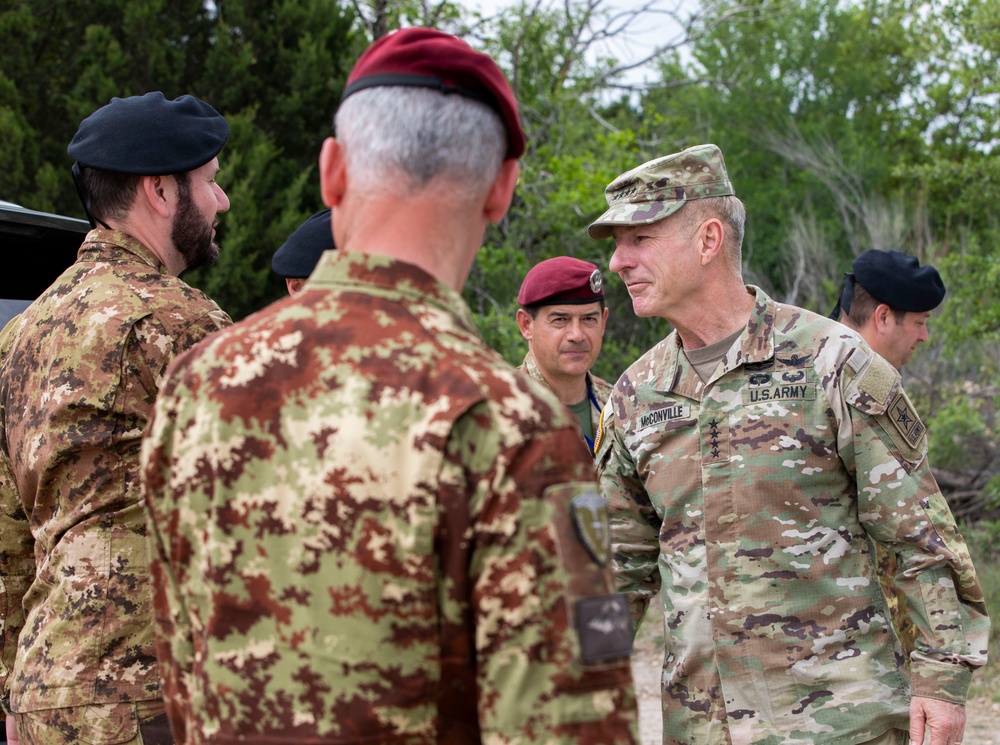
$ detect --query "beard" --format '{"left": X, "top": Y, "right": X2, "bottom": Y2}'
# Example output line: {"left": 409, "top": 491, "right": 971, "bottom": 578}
{"left": 172, "top": 175, "right": 219, "bottom": 272}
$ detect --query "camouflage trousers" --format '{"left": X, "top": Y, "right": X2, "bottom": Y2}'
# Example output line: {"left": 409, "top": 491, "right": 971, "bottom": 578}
{"left": 13, "top": 699, "right": 171, "bottom": 744}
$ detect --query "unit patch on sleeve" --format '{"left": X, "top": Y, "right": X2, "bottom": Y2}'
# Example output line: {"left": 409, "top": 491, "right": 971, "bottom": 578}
{"left": 887, "top": 390, "right": 925, "bottom": 448}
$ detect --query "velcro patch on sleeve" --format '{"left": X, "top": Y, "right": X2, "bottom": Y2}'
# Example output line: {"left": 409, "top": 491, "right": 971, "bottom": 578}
{"left": 845, "top": 349, "right": 897, "bottom": 415}
{"left": 575, "top": 594, "right": 633, "bottom": 663}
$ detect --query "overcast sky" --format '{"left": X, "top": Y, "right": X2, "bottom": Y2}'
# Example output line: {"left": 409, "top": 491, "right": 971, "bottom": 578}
{"left": 455, "top": 0, "right": 693, "bottom": 90}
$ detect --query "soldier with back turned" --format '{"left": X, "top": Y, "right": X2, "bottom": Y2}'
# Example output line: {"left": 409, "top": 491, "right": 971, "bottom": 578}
{"left": 141, "top": 27, "right": 639, "bottom": 745}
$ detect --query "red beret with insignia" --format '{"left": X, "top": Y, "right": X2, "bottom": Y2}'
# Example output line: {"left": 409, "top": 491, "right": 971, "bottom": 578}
{"left": 342, "top": 27, "right": 525, "bottom": 159}
{"left": 518, "top": 256, "right": 605, "bottom": 307}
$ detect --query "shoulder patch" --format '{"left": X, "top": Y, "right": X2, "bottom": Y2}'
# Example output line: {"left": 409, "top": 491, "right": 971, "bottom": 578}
{"left": 886, "top": 390, "right": 926, "bottom": 450}
{"left": 844, "top": 350, "right": 926, "bottom": 462}
{"left": 570, "top": 492, "right": 610, "bottom": 566}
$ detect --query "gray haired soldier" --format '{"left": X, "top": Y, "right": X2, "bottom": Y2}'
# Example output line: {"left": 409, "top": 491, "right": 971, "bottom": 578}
{"left": 0, "top": 93, "right": 233, "bottom": 744}
{"left": 141, "top": 28, "right": 638, "bottom": 744}
{"left": 590, "top": 144, "right": 988, "bottom": 745}
{"left": 833, "top": 249, "right": 946, "bottom": 370}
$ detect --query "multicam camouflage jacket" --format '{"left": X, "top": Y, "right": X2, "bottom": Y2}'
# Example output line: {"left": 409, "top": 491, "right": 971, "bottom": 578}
{"left": 596, "top": 286, "right": 989, "bottom": 745}
{"left": 519, "top": 351, "right": 612, "bottom": 447}
{"left": 0, "top": 230, "right": 231, "bottom": 712}
{"left": 141, "top": 250, "right": 639, "bottom": 744}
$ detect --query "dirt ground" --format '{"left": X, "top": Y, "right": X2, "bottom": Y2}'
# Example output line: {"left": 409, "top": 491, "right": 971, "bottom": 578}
{"left": 630, "top": 616, "right": 1000, "bottom": 745}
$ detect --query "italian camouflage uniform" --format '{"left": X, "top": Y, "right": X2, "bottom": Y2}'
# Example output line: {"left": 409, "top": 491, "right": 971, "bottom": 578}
{"left": 595, "top": 286, "right": 989, "bottom": 745}
{"left": 0, "top": 230, "right": 231, "bottom": 732}
{"left": 519, "top": 351, "right": 612, "bottom": 446}
{"left": 141, "top": 250, "right": 639, "bottom": 744}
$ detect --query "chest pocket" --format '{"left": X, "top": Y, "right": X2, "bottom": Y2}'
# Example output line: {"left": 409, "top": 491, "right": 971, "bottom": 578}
{"left": 732, "top": 364, "right": 830, "bottom": 458}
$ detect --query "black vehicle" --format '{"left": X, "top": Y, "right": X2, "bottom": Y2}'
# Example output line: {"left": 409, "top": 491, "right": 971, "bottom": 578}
{"left": 0, "top": 200, "right": 89, "bottom": 328}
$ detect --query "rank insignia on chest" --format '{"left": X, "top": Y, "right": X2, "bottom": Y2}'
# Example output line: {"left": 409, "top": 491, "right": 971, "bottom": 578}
{"left": 570, "top": 492, "right": 611, "bottom": 566}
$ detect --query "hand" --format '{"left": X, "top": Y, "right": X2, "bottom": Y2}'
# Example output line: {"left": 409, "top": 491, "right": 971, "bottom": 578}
{"left": 909, "top": 695, "right": 965, "bottom": 745}
{"left": 6, "top": 713, "right": 20, "bottom": 745}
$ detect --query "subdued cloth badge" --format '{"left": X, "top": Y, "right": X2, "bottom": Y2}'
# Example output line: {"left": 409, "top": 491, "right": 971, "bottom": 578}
{"left": 844, "top": 345, "right": 926, "bottom": 464}
{"left": 887, "top": 390, "right": 926, "bottom": 449}
{"left": 575, "top": 594, "right": 633, "bottom": 663}
{"left": 570, "top": 491, "right": 610, "bottom": 566}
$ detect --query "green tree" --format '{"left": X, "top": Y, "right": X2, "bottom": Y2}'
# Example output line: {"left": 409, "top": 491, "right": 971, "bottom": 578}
{"left": 0, "top": 0, "right": 358, "bottom": 319}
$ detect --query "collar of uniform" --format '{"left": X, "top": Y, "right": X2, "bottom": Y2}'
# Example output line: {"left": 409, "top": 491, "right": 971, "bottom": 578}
{"left": 306, "top": 249, "right": 480, "bottom": 337}
{"left": 77, "top": 228, "right": 169, "bottom": 274}
{"left": 721, "top": 285, "right": 776, "bottom": 370}
{"left": 521, "top": 350, "right": 598, "bottom": 398}
{"left": 521, "top": 351, "right": 548, "bottom": 388}
{"left": 653, "top": 285, "right": 776, "bottom": 393}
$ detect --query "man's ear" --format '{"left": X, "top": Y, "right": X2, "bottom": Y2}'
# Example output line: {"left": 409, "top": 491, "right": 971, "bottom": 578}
{"left": 141, "top": 175, "right": 171, "bottom": 219}
{"left": 484, "top": 159, "right": 519, "bottom": 223}
{"left": 872, "top": 304, "right": 894, "bottom": 334}
{"left": 515, "top": 307, "right": 533, "bottom": 340}
{"left": 698, "top": 218, "right": 725, "bottom": 266}
{"left": 320, "top": 137, "right": 347, "bottom": 209}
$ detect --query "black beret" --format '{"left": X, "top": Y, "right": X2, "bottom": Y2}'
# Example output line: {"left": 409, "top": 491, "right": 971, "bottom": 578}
{"left": 342, "top": 27, "right": 525, "bottom": 159}
{"left": 271, "top": 210, "right": 335, "bottom": 279}
{"left": 67, "top": 92, "right": 228, "bottom": 174}
{"left": 518, "top": 256, "right": 604, "bottom": 307}
{"left": 851, "top": 249, "right": 946, "bottom": 312}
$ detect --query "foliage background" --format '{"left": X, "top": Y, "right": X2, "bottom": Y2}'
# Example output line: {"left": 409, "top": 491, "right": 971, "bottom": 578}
{"left": 2, "top": 0, "right": 997, "bottom": 637}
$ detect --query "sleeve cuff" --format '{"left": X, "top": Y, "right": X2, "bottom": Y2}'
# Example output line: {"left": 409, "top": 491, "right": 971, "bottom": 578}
{"left": 909, "top": 659, "right": 972, "bottom": 705}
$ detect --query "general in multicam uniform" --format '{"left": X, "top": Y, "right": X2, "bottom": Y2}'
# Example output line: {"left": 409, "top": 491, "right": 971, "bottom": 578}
{"left": 589, "top": 144, "right": 989, "bottom": 745}
{"left": 0, "top": 93, "right": 233, "bottom": 744}
{"left": 141, "top": 28, "right": 639, "bottom": 744}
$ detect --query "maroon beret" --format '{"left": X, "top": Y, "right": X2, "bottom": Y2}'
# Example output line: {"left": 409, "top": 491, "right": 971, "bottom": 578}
{"left": 342, "top": 27, "right": 525, "bottom": 159}
{"left": 518, "top": 256, "right": 605, "bottom": 307}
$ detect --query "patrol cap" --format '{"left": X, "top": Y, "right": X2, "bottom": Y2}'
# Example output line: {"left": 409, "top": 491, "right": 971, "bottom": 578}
{"left": 271, "top": 210, "right": 335, "bottom": 279}
{"left": 67, "top": 92, "right": 228, "bottom": 174}
{"left": 588, "top": 144, "right": 734, "bottom": 240}
{"left": 341, "top": 27, "right": 525, "bottom": 159}
{"left": 847, "top": 249, "right": 946, "bottom": 313}
{"left": 517, "top": 256, "right": 604, "bottom": 307}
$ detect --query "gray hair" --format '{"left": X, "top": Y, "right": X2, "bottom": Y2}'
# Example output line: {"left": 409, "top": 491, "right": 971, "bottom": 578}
{"left": 335, "top": 87, "right": 506, "bottom": 199}
{"left": 683, "top": 195, "right": 747, "bottom": 273}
